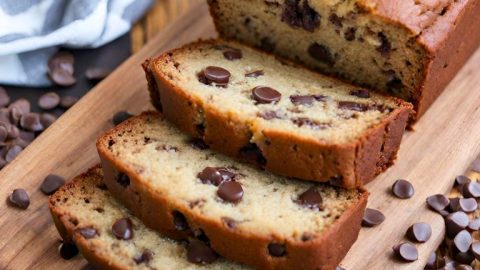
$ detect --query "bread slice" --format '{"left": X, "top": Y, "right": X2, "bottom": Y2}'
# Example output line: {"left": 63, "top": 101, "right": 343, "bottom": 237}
{"left": 143, "top": 39, "right": 412, "bottom": 188}
{"left": 96, "top": 112, "right": 368, "bottom": 270}
{"left": 49, "top": 166, "right": 247, "bottom": 270}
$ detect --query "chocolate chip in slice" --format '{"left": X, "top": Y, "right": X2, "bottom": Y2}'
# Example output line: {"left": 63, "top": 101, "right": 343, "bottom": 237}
{"left": 260, "top": 37, "right": 276, "bottom": 52}
{"left": 472, "top": 241, "right": 480, "bottom": 260}
{"left": 38, "top": 92, "right": 60, "bottom": 110}
{"left": 294, "top": 186, "right": 323, "bottom": 210}
{"left": 426, "top": 194, "right": 450, "bottom": 212}
{"left": 268, "top": 243, "right": 286, "bottom": 257}
{"left": 221, "top": 217, "right": 237, "bottom": 229}
{"left": 112, "top": 218, "right": 133, "bottom": 240}
{"left": 0, "top": 86, "right": 10, "bottom": 107}
{"left": 203, "top": 66, "right": 231, "bottom": 86}
{"left": 245, "top": 70, "right": 264, "bottom": 78}
{"left": 60, "top": 96, "right": 79, "bottom": 109}
{"left": 85, "top": 67, "right": 111, "bottom": 81}
{"left": 217, "top": 181, "right": 243, "bottom": 203}
{"left": 5, "top": 145, "right": 22, "bottom": 162}
{"left": 77, "top": 227, "right": 98, "bottom": 239}
{"left": 445, "top": 211, "right": 469, "bottom": 238}
{"left": 223, "top": 49, "right": 242, "bottom": 60}
{"left": 9, "top": 188, "right": 30, "bottom": 209}
{"left": 40, "top": 113, "right": 57, "bottom": 128}
{"left": 391, "top": 179, "right": 414, "bottom": 199}
{"left": 59, "top": 242, "right": 78, "bottom": 260}
{"left": 392, "top": 242, "right": 418, "bottom": 262}
{"left": 377, "top": 32, "right": 391, "bottom": 58}
{"left": 350, "top": 89, "right": 370, "bottom": 98}
{"left": 112, "top": 111, "right": 133, "bottom": 126}
{"left": 189, "top": 138, "right": 209, "bottom": 150}
{"left": 40, "top": 174, "right": 65, "bottom": 195}
{"left": 292, "top": 118, "right": 330, "bottom": 130}
{"left": 186, "top": 240, "right": 217, "bottom": 264}
{"left": 454, "top": 230, "right": 473, "bottom": 253}
{"left": 20, "top": 113, "right": 44, "bottom": 132}
{"left": 338, "top": 101, "right": 368, "bottom": 112}
{"left": 462, "top": 181, "right": 480, "bottom": 198}
{"left": 468, "top": 218, "right": 480, "bottom": 231}
{"left": 425, "top": 252, "right": 436, "bottom": 270}
{"left": 449, "top": 197, "right": 477, "bottom": 213}
{"left": 362, "top": 208, "right": 385, "bottom": 227}
{"left": 308, "top": 43, "right": 335, "bottom": 66}
{"left": 252, "top": 86, "right": 281, "bottom": 104}
{"left": 455, "top": 175, "right": 471, "bottom": 186}
{"left": 172, "top": 211, "right": 189, "bottom": 231}
{"left": 406, "top": 222, "right": 431, "bottom": 243}
{"left": 290, "top": 95, "right": 316, "bottom": 105}
{"left": 239, "top": 143, "right": 266, "bottom": 166}
{"left": 258, "top": 110, "right": 283, "bottom": 120}
{"left": 198, "top": 167, "right": 223, "bottom": 186}
{"left": 117, "top": 173, "right": 130, "bottom": 187}
{"left": 134, "top": 250, "right": 154, "bottom": 265}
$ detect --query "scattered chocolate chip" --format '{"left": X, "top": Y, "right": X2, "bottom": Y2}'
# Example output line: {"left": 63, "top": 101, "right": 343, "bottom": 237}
{"left": 245, "top": 70, "right": 264, "bottom": 78}
{"left": 48, "top": 51, "right": 76, "bottom": 86}
{"left": 449, "top": 197, "right": 477, "bottom": 213}
{"left": 350, "top": 89, "right": 370, "bottom": 98}
{"left": 189, "top": 138, "right": 209, "bottom": 150}
{"left": 202, "top": 66, "right": 231, "bottom": 86}
{"left": 77, "top": 227, "right": 97, "bottom": 239}
{"left": 462, "top": 181, "right": 480, "bottom": 198}
{"left": 223, "top": 49, "right": 242, "bottom": 60}
{"left": 338, "top": 101, "right": 368, "bottom": 112}
{"left": 198, "top": 167, "right": 223, "bottom": 186}
{"left": 20, "top": 113, "right": 44, "bottom": 132}
{"left": 38, "top": 92, "right": 60, "bottom": 110}
{"left": 0, "top": 126, "right": 7, "bottom": 142}
{"left": 5, "top": 145, "right": 22, "bottom": 162}
{"left": 426, "top": 194, "right": 450, "bottom": 212}
{"left": 239, "top": 143, "right": 266, "bottom": 166}
{"left": 59, "top": 242, "right": 78, "bottom": 260}
{"left": 290, "top": 95, "right": 316, "bottom": 105}
{"left": 0, "top": 87, "right": 10, "bottom": 107}
{"left": 295, "top": 186, "right": 323, "bottom": 210}
{"left": 40, "top": 174, "right": 65, "bottom": 195}
{"left": 117, "top": 173, "right": 130, "bottom": 187}
{"left": 9, "top": 98, "right": 30, "bottom": 117}
{"left": 60, "top": 96, "right": 78, "bottom": 109}
{"left": 172, "top": 211, "right": 189, "bottom": 231}
{"left": 308, "top": 43, "right": 335, "bottom": 66}
{"left": 377, "top": 32, "right": 392, "bottom": 58}
{"left": 468, "top": 218, "right": 480, "bottom": 231}
{"left": 445, "top": 212, "right": 469, "bottom": 238}
{"left": 391, "top": 179, "right": 414, "bottom": 199}
{"left": 186, "top": 240, "right": 217, "bottom": 264}
{"left": 85, "top": 67, "right": 111, "bottom": 81}
{"left": 392, "top": 242, "right": 418, "bottom": 262}
{"left": 112, "top": 218, "right": 133, "bottom": 240}
{"left": 9, "top": 188, "right": 30, "bottom": 209}
{"left": 252, "top": 86, "right": 281, "bottom": 104}
{"left": 425, "top": 252, "right": 436, "bottom": 269}
{"left": 455, "top": 175, "right": 471, "bottom": 186}
{"left": 134, "top": 250, "right": 153, "bottom": 264}
{"left": 472, "top": 241, "right": 480, "bottom": 260}
{"left": 217, "top": 181, "right": 243, "bottom": 203}
{"left": 362, "top": 208, "right": 385, "bottom": 227}
{"left": 454, "top": 230, "right": 472, "bottom": 253}
{"left": 268, "top": 243, "right": 286, "bottom": 257}
{"left": 292, "top": 118, "right": 330, "bottom": 130}
{"left": 406, "top": 222, "right": 431, "bottom": 243}
{"left": 40, "top": 113, "right": 57, "bottom": 128}
{"left": 112, "top": 111, "right": 133, "bottom": 126}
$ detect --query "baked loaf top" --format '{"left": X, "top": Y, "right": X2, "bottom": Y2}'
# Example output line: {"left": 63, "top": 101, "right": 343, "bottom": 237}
{"left": 49, "top": 166, "right": 247, "bottom": 270}
{"left": 150, "top": 39, "right": 410, "bottom": 145}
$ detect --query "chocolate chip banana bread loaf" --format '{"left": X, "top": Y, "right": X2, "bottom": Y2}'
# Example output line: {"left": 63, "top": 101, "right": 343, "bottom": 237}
{"left": 96, "top": 112, "right": 368, "bottom": 270}
{"left": 207, "top": 0, "right": 480, "bottom": 119}
{"left": 49, "top": 166, "right": 247, "bottom": 269}
{"left": 143, "top": 39, "right": 412, "bottom": 188}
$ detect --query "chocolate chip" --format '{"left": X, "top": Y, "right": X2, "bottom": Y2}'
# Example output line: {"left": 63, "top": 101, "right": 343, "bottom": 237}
{"left": 425, "top": 252, "right": 436, "bottom": 270}
{"left": 217, "top": 168, "right": 236, "bottom": 181}
{"left": 112, "top": 218, "right": 133, "bottom": 240}
{"left": 308, "top": 43, "right": 335, "bottom": 66}
{"left": 377, "top": 32, "right": 391, "bottom": 58}
{"left": 20, "top": 113, "right": 44, "bottom": 132}
{"left": 328, "top": 13, "right": 343, "bottom": 29}
{"left": 117, "top": 173, "right": 130, "bottom": 187}
{"left": 391, "top": 179, "right": 414, "bottom": 199}
{"left": 350, "top": 89, "right": 370, "bottom": 98}
{"left": 77, "top": 227, "right": 97, "bottom": 239}
{"left": 9, "top": 188, "right": 29, "bottom": 209}
{"left": 338, "top": 101, "right": 368, "bottom": 112}
{"left": 49, "top": 69, "right": 76, "bottom": 87}
{"left": 186, "top": 240, "right": 217, "bottom": 264}
{"left": 426, "top": 194, "right": 450, "bottom": 212}
{"left": 290, "top": 95, "right": 316, "bottom": 105}
{"left": 239, "top": 143, "right": 266, "bottom": 166}
{"left": 85, "top": 67, "right": 111, "bottom": 81}
{"left": 258, "top": 110, "right": 283, "bottom": 120}
{"left": 344, "top": 27, "right": 356, "bottom": 41}
{"left": 59, "top": 242, "right": 78, "bottom": 260}
{"left": 0, "top": 87, "right": 10, "bottom": 107}
{"left": 445, "top": 212, "right": 469, "bottom": 238}
{"left": 0, "top": 126, "right": 7, "bottom": 142}
{"left": 455, "top": 175, "right": 471, "bottom": 186}
{"left": 198, "top": 167, "right": 223, "bottom": 186}
{"left": 189, "top": 138, "right": 209, "bottom": 150}
{"left": 406, "top": 222, "right": 431, "bottom": 243}
{"left": 252, "top": 86, "right": 281, "bottom": 104}
{"left": 221, "top": 217, "right": 237, "bottom": 229}
{"left": 202, "top": 66, "right": 231, "bottom": 86}
{"left": 260, "top": 37, "right": 276, "bottom": 52}
{"left": 385, "top": 71, "right": 404, "bottom": 94}
{"left": 454, "top": 230, "right": 472, "bottom": 252}
{"left": 38, "top": 92, "right": 60, "bottom": 110}
{"left": 5, "top": 145, "right": 22, "bottom": 162}
{"left": 392, "top": 242, "right": 418, "bottom": 262}
{"left": 6, "top": 124, "right": 19, "bottom": 140}
{"left": 282, "top": 0, "right": 320, "bottom": 32}
{"left": 362, "top": 208, "right": 385, "bottom": 227}
{"left": 245, "top": 70, "right": 264, "bottom": 78}
{"left": 292, "top": 118, "right": 330, "bottom": 130}
{"left": 456, "top": 264, "right": 473, "bottom": 270}
{"left": 462, "top": 181, "right": 480, "bottom": 198}
{"left": 295, "top": 186, "right": 323, "bottom": 210}
{"left": 172, "top": 211, "right": 189, "bottom": 231}
{"left": 40, "top": 174, "right": 65, "bottom": 195}
{"left": 60, "top": 96, "right": 78, "bottom": 109}
{"left": 40, "top": 113, "right": 57, "bottom": 128}
{"left": 449, "top": 197, "right": 477, "bottom": 213}
{"left": 8, "top": 98, "right": 30, "bottom": 117}
{"left": 48, "top": 51, "right": 76, "bottom": 86}
{"left": 468, "top": 218, "right": 480, "bottom": 231}
{"left": 268, "top": 243, "right": 286, "bottom": 257}
{"left": 134, "top": 250, "right": 153, "bottom": 264}
{"left": 455, "top": 251, "right": 475, "bottom": 265}
{"left": 471, "top": 241, "right": 480, "bottom": 260}
{"left": 112, "top": 111, "right": 133, "bottom": 126}
{"left": 223, "top": 49, "right": 242, "bottom": 60}
{"left": 217, "top": 181, "right": 243, "bottom": 203}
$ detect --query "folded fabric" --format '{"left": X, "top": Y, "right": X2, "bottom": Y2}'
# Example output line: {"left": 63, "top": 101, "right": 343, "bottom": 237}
{"left": 0, "top": 0, "right": 153, "bottom": 87}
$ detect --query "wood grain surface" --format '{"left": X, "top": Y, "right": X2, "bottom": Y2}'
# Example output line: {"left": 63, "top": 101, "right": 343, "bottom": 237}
{"left": 0, "top": 0, "right": 479, "bottom": 269}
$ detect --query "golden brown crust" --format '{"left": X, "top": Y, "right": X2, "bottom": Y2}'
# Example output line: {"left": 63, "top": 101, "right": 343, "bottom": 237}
{"left": 96, "top": 125, "right": 369, "bottom": 270}
{"left": 143, "top": 40, "right": 413, "bottom": 188}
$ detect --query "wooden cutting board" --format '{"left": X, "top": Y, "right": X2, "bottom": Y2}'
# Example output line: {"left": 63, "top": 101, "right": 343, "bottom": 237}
{"left": 1, "top": 1, "right": 480, "bottom": 269}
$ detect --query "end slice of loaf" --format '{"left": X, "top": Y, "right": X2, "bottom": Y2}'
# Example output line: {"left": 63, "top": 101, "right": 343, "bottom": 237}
{"left": 96, "top": 112, "right": 368, "bottom": 270}
{"left": 143, "top": 39, "right": 413, "bottom": 188}
{"left": 49, "top": 166, "right": 247, "bottom": 270}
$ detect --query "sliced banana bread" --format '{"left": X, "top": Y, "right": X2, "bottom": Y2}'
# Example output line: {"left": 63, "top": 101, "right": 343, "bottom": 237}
{"left": 96, "top": 112, "right": 368, "bottom": 270}
{"left": 143, "top": 39, "right": 412, "bottom": 188}
{"left": 207, "top": 0, "right": 480, "bottom": 119}
{"left": 49, "top": 166, "right": 247, "bottom": 270}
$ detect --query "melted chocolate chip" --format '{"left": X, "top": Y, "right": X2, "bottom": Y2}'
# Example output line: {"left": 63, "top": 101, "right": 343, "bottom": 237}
{"left": 117, "top": 172, "right": 130, "bottom": 187}
{"left": 350, "top": 89, "right": 370, "bottom": 98}
{"left": 268, "top": 243, "right": 286, "bottom": 257}
{"left": 338, "top": 101, "right": 368, "bottom": 112}
{"left": 134, "top": 250, "right": 154, "bottom": 264}
{"left": 9, "top": 188, "right": 30, "bottom": 209}
{"left": 362, "top": 208, "right": 385, "bottom": 227}
{"left": 292, "top": 118, "right": 330, "bottom": 130}
{"left": 308, "top": 43, "right": 335, "bottom": 66}
{"left": 392, "top": 242, "right": 418, "bottom": 262}
{"left": 40, "top": 174, "right": 65, "bottom": 195}
{"left": 112, "top": 218, "right": 133, "bottom": 240}
{"left": 77, "top": 227, "right": 98, "bottom": 239}
{"left": 245, "top": 70, "right": 264, "bottom": 78}
{"left": 406, "top": 222, "right": 431, "bottom": 243}
{"left": 282, "top": 0, "right": 320, "bottom": 32}
{"left": 198, "top": 167, "right": 223, "bottom": 186}
{"left": 172, "top": 211, "right": 189, "bottom": 231}
{"left": 252, "top": 86, "right": 281, "bottom": 104}
{"left": 201, "top": 66, "right": 231, "bottom": 86}
{"left": 223, "top": 49, "right": 242, "bottom": 60}
{"left": 377, "top": 32, "right": 392, "bottom": 58}
{"left": 391, "top": 179, "right": 414, "bottom": 199}
{"left": 217, "top": 181, "right": 243, "bottom": 203}
{"left": 426, "top": 194, "right": 450, "bottom": 212}
{"left": 186, "top": 241, "right": 217, "bottom": 264}
{"left": 295, "top": 186, "right": 323, "bottom": 210}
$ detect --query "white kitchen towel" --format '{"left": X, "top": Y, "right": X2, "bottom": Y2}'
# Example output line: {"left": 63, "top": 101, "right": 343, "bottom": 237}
{"left": 0, "top": 0, "right": 153, "bottom": 87}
